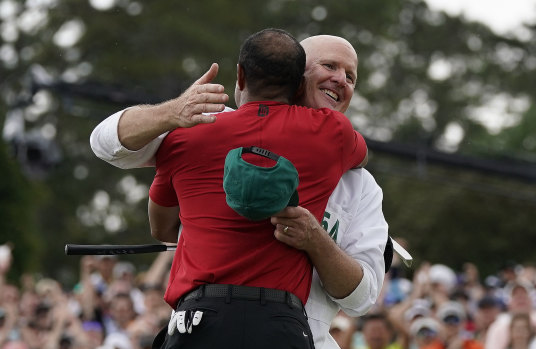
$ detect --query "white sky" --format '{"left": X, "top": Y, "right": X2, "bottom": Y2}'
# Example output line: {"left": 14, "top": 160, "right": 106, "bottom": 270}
{"left": 424, "top": 0, "right": 536, "bottom": 38}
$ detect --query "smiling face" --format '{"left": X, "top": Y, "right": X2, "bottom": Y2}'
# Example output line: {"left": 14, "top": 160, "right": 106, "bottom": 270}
{"left": 299, "top": 35, "right": 358, "bottom": 113}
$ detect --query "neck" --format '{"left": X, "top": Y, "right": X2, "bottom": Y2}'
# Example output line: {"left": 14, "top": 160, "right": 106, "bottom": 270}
{"left": 243, "top": 95, "right": 290, "bottom": 104}
{"left": 237, "top": 89, "right": 290, "bottom": 107}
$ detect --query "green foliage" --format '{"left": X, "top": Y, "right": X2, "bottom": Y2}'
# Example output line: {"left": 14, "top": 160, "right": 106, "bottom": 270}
{"left": 0, "top": 140, "right": 42, "bottom": 282}
{"left": 372, "top": 155, "right": 536, "bottom": 277}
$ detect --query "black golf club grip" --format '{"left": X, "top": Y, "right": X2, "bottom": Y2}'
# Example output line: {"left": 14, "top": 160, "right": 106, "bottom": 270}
{"left": 65, "top": 244, "right": 173, "bottom": 255}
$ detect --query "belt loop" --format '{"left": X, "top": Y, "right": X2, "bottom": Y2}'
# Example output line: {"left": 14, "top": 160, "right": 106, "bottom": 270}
{"left": 195, "top": 284, "right": 205, "bottom": 301}
{"left": 285, "top": 291, "right": 293, "bottom": 309}
{"left": 260, "top": 287, "right": 266, "bottom": 306}
{"left": 225, "top": 284, "right": 232, "bottom": 304}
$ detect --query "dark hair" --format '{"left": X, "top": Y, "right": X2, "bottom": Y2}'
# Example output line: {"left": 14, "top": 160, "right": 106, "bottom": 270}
{"left": 238, "top": 28, "right": 305, "bottom": 101}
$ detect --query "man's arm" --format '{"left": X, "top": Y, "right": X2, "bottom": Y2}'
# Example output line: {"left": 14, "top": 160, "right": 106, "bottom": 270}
{"left": 331, "top": 169, "right": 387, "bottom": 315}
{"left": 118, "top": 63, "right": 228, "bottom": 150}
{"left": 89, "top": 63, "right": 229, "bottom": 169}
{"left": 148, "top": 198, "right": 180, "bottom": 243}
{"left": 271, "top": 206, "right": 362, "bottom": 299}
{"left": 271, "top": 169, "right": 387, "bottom": 311}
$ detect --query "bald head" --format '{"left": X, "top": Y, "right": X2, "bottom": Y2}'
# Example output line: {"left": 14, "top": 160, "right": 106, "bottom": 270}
{"left": 298, "top": 35, "right": 358, "bottom": 113}
{"left": 301, "top": 35, "right": 357, "bottom": 71}
{"left": 301, "top": 35, "right": 355, "bottom": 54}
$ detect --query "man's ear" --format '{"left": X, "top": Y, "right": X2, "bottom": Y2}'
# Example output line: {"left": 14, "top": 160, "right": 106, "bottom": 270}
{"left": 237, "top": 64, "right": 246, "bottom": 91}
{"left": 291, "top": 76, "right": 306, "bottom": 105}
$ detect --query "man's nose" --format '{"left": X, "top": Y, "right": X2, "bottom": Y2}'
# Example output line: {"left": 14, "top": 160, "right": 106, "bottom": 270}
{"left": 331, "top": 68, "right": 346, "bottom": 85}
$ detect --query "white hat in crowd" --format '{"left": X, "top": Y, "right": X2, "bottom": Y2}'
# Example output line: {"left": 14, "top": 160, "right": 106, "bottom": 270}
{"left": 409, "top": 317, "right": 441, "bottom": 337}
{"left": 404, "top": 299, "right": 432, "bottom": 321}
{"left": 437, "top": 301, "right": 466, "bottom": 322}
{"left": 429, "top": 264, "right": 457, "bottom": 292}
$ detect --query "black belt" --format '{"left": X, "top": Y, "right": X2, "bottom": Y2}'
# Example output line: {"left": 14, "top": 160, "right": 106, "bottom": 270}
{"left": 182, "top": 284, "right": 303, "bottom": 310}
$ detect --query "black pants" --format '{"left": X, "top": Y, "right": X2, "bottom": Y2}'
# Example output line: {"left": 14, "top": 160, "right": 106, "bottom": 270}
{"left": 153, "top": 294, "right": 315, "bottom": 349}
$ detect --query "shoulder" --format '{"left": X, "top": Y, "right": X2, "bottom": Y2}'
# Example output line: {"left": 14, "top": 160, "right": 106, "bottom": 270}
{"left": 336, "top": 168, "right": 380, "bottom": 195}
{"left": 361, "top": 169, "right": 382, "bottom": 193}
{"left": 327, "top": 169, "right": 364, "bottom": 216}
{"left": 306, "top": 106, "right": 349, "bottom": 120}
{"left": 328, "top": 168, "right": 383, "bottom": 216}
{"left": 292, "top": 105, "right": 349, "bottom": 120}
{"left": 203, "top": 106, "right": 235, "bottom": 116}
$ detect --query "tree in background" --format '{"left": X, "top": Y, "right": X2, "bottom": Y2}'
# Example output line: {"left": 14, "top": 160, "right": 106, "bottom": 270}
{"left": 0, "top": 139, "right": 40, "bottom": 281}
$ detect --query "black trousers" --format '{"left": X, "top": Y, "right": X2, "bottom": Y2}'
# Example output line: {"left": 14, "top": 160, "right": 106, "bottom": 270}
{"left": 153, "top": 292, "right": 315, "bottom": 349}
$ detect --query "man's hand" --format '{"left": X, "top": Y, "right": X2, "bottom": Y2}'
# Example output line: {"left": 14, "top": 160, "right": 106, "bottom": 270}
{"left": 117, "top": 63, "right": 229, "bottom": 150}
{"left": 270, "top": 206, "right": 323, "bottom": 252}
{"left": 162, "top": 63, "right": 230, "bottom": 128}
{"left": 271, "top": 206, "right": 364, "bottom": 299}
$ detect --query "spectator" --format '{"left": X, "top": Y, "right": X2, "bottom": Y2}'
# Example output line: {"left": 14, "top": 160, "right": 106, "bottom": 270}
{"left": 460, "top": 263, "right": 486, "bottom": 309}
{"left": 99, "top": 332, "right": 132, "bottom": 349}
{"left": 409, "top": 317, "right": 444, "bottom": 349}
{"left": 388, "top": 263, "right": 434, "bottom": 349}
{"left": 485, "top": 280, "right": 536, "bottom": 349}
{"left": 473, "top": 295, "right": 503, "bottom": 345}
{"left": 428, "top": 264, "right": 458, "bottom": 306}
{"left": 81, "top": 321, "right": 105, "bottom": 348}
{"left": 112, "top": 262, "right": 145, "bottom": 315}
{"left": 127, "top": 284, "right": 170, "bottom": 339}
{"left": 102, "top": 292, "right": 136, "bottom": 336}
{"left": 498, "top": 262, "right": 519, "bottom": 288}
{"left": 329, "top": 312, "right": 357, "bottom": 349}
{"left": 358, "top": 312, "right": 403, "bottom": 349}
{"left": 91, "top": 255, "right": 118, "bottom": 296}
{"left": 436, "top": 301, "right": 483, "bottom": 349}
{"left": 506, "top": 312, "right": 536, "bottom": 349}
{"left": 449, "top": 289, "right": 476, "bottom": 333}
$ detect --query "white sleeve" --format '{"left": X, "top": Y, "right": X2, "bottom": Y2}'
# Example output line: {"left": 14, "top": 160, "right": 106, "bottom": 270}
{"left": 89, "top": 107, "right": 235, "bottom": 169}
{"left": 89, "top": 108, "right": 166, "bottom": 169}
{"left": 329, "top": 169, "right": 388, "bottom": 316}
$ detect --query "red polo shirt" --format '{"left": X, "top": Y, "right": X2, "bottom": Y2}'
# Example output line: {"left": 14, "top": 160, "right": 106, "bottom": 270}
{"left": 150, "top": 101, "right": 367, "bottom": 308}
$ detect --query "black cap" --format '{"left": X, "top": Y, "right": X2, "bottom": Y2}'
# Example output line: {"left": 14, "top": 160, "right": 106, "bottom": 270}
{"left": 477, "top": 296, "right": 501, "bottom": 309}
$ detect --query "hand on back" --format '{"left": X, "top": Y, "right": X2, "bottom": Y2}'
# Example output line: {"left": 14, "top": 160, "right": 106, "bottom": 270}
{"left": 165, "top": 63, "right": 229, "bottom": 128}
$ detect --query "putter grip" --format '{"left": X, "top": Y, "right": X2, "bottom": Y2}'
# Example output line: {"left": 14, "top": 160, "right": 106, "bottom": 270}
{"left": 65, "top": 244, "right": 169, "bottom": 255}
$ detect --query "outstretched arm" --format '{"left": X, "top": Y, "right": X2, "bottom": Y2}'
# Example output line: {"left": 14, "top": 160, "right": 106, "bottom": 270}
{"left": 90, "top": 63, "right": 229, "bottom": 169}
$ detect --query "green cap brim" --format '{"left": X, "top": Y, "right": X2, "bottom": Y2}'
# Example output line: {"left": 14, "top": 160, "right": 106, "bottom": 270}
{"left": 288, "top": 190, "right": 299, "bottom": 207}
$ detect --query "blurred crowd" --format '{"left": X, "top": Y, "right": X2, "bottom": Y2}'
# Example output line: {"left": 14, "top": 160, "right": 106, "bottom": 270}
{"left": 2, "top": 241, "right": 536, "bottom": 349}
{"left": 330, "top": 253, "right": 536, "bottom": 349}
{"left": 0, "top": 243, "right": 173, "bottom": 349}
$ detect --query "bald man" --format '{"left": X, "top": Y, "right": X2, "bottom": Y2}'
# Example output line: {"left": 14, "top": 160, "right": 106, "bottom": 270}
{"left": 90, "top": 34, "right": 387, "bottom": 349}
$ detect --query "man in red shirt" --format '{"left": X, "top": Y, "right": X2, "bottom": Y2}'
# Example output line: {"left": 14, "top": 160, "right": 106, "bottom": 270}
{"left": 148, "top": 28, "right": 367, "bottom": 349}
